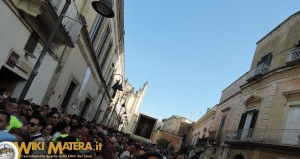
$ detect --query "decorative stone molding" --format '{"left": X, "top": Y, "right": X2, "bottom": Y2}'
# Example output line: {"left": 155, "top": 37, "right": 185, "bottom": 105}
{"left": 243, "top": 95, "right": 262, "bottom": 105}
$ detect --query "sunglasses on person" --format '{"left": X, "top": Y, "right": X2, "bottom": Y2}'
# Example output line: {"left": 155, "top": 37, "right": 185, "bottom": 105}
{"left": 28, "top": 122, "right": 39, "bottom": 127}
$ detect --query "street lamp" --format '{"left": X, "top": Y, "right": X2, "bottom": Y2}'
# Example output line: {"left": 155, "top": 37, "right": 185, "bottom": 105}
{"left": 92, "top": 0, "right": 115, "bottom": 18}
{"left": 107, "top": 95, "right": 125, "bottom": 128}
{"left": 118, "top": 109, "right": 127, "bottom": 129}
{"left": 113, "top": 102, "right": 125, "bottom": 128}
{"left": 93, "top": 74, "right": 123, "bottom": 120}
{"left": 19, "top": 0, "right": 115, "bottom": 100}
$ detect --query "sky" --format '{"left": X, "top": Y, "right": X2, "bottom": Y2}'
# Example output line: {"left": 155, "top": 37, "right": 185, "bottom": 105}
{"left": 123, "top": 1, "right": 300, "bottom": 122}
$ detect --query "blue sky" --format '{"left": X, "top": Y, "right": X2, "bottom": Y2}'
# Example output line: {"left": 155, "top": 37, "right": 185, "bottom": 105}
{"left": 124, "top": 1, "right": 300, "bottom": 121}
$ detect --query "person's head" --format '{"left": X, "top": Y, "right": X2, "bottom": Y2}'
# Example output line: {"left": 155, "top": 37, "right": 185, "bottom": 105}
{"left": 81, "top": 125, "right": 89, "bottom": 137}
{"left": 42, "top": 124, "right": 53, "bottom": 136}
{"left": 1, "top": 97, "right": 18, "bottom": 115}
{"left": 56, "top": 121, "right": 70, "bottom": 134}
{"left": 0, "top": 88, "right": 6, "bottom": 103}
{"left": 136, "top": 148, "right": 146, "bottom": 156}
{"left": 9, "top": 128, "right": 32, "bottom": 142}
{"left": 27, "top": 115, "right": 46, "bottom": 135}
{"left": 56, "top": 136, "right": 77, "bottom": 156}
{"left": 167, "top": 155, "right": 175, "bottom": 159}
{"left": 50, "top": 112, "right": 60, "bottom": 125}
{"left": 100, "top": 146, "right": 119, "bottom": 159}
{"left": 39, "top": 105, "right": 49, "bottom": 116}
{"left": 31, "top": 104, "right": 41, "bottom": 116}
{"left": 69, "top": 125, "right": 82, "bottom": 139}
{"left": 18, "top": 100, "right": 33, "bottom": 117}
{"left": 0, "top": 88, "right": 6, "bottom": 96}
{"left": 70, "top": 118, "right": 78, "bottom": 126}
{"left": 62, "top": 116, "right": 71, "bottom": 125}
{"left": 127, "top": 143, "right": 138, "bottom": 153}
{"left": 95, "top": 132, "right": 105, "bottom": 142}
{"left": 0, "top": 111, "right": 10, "bottom": 130}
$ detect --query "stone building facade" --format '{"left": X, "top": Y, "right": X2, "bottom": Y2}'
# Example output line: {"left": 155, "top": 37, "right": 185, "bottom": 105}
{"left": 153, "top": 115, "right": 192, "bottom": 151}
{"left": 0, "top": 0, "right": 147, "bottom": 126}
{"left": 203, "top": 11, "right": 300, "bottom": 159}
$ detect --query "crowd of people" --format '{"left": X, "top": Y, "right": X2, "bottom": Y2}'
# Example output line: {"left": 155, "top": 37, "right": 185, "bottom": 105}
{"left": 0, "top": 88, "right": 191, "bottom": 159}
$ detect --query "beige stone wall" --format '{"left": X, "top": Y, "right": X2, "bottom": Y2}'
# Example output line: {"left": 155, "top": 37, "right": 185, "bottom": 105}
{"left": 220, "top": 73, "right": 248, "bottom": 103}
{"left": 239, "top": 66, "right": 300, "bottom": 130}
{"left": 204, "top": 12, "right": 300, "bottom": 159}
{"left": 163, "top": 117, "right": 181, "bottom": 135}
{"left": 210, "top": 93, "right": 242, "bottom": 133}
{"left": 251, "top": 12, "right": 300, "bottom": 70}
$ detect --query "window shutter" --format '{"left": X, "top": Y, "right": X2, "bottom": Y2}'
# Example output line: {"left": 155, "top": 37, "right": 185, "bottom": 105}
{"left": 236, "top": 113, "right": 247, "bottom": 139}
{"left": 249, "top": 110, "right": 259, "bottom": 129}
{"left": 216, "top": 115, "right": 227, "bottom": 142}
{"left": 238, "top": 113, "right": 247, "bottom": 130}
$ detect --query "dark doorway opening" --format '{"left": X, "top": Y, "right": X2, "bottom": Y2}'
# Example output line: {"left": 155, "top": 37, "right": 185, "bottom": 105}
{"left": 80, "top": 97, "right": 91, "bottom": 117}
{"left": 61, "top": 81, "right": 77, "bottom": 110}
{"left": 0, "top": 66, "right": 24, "bottom": 95}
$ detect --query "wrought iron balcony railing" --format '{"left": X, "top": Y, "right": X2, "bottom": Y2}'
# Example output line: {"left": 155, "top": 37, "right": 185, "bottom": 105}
{"left": 286, "top": 47, "right": 300, "bottom": 65}
{"left": 50, "top": 0, "right": 83, "bottom": 46}
{"left": 247, "top": 63, "right": 269, "bottom": 82}
{"left": 223, "top": 129, "right": 300, "bottom": 146}
{"left": 15, "top": 0, "right": 83, "bottom": 47}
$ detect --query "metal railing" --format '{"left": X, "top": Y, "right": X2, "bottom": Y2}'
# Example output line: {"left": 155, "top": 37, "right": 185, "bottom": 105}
{"left": 223, "top": 129, "right": 300, "bottom": 146}
{"left": 247, "top": 63, "right": 269, "bottom": 79}
{"left": 286, "top": 47, "right": 300, "bottom": 64}
{"left": 50, "top": 0, "right": 83, "bottom": 45}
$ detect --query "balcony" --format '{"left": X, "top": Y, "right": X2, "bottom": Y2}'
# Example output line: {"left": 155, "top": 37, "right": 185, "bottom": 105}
{"left": 286, "top": 47, "right": 300, "bottom": 66}
{"left": 247, "top": 63, "right": 269, "bottom": 82}
{"left": 223, "top": 129, "right": 300, "bottom": 147}
{"left": 15, "top": 0, "right": 83, "bottom": 47}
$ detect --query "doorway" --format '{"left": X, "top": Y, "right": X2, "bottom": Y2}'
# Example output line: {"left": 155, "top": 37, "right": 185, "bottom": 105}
{"left": 80, "top": 97, "right": 91, "bottom": 117}
{"left": 0, "top": 66, "right": 24, "bottom": 95}
{"left": 61, "top": 81, "right": 77, "bottom": 110}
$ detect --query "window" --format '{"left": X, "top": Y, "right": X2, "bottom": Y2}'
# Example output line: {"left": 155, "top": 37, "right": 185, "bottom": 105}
{"left": 89, "top": 14, "right": 104, "bottom": 43}
{"left": 257, "top": 52, "right": 272, "bottom": 66}
{"left": 24, "top": 32, "right": 39, "bottom": 54}
{"left": 95, "top": 26, "right": 110, "bottom": 57}
{"left": 100, "top": 42, "right": 112, "bottom": 68}
{"left": 107, "top": 69, "right": 115, "bottom": 88}
{"left": 216, "top": 115, "right": 227, "bottom": 142}
{"left": 237, "top": 110, "right": 259, "bottom": 139}
{"left": 283, "top": 105, "right": 300, "bottom": 144}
